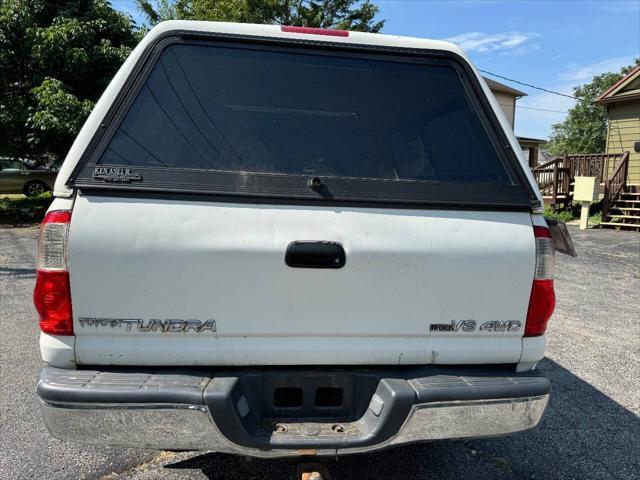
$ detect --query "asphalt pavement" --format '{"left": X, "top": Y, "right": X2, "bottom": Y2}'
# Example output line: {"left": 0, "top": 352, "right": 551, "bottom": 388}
{"left": 1, "top": 225, "right": 638, "bottom": 480}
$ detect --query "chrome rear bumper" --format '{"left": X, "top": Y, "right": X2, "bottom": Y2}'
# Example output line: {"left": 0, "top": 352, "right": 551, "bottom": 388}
{"left": 38, "top": 367, "right": 549, "bottom": 458}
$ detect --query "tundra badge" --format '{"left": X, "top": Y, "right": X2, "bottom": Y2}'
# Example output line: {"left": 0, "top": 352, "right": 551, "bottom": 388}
{"left": 78, "top": 318, "right": 216, "bottom": 333}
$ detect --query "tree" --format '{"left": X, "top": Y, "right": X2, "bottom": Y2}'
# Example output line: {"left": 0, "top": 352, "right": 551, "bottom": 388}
{"left": 546, "top": 59, "right": 640, "bottom": 155}
{"left": 0, "top": 1, "right": 140, "bottom": 163}
{"left": 137, "top": 0, "right": 384, "bottom": 32}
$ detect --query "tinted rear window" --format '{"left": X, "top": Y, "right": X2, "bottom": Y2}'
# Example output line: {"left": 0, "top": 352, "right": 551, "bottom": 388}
{"left": 97, "top": 44, "right": 512, "bottom": 185}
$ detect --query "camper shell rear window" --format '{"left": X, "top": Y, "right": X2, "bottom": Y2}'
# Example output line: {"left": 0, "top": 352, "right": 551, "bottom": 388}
{"left": 70, "top": 33, "right": 537, "bottom": 209}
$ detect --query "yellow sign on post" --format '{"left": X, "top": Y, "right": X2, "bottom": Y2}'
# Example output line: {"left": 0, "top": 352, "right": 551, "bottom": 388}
{"left": 573, "top": 176, "right": 600, "bottom": 230}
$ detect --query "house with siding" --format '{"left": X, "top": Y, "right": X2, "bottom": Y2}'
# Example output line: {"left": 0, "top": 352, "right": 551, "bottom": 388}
{"left": 527, "top": 67, "right": 638, "bottom": 229}
{"left": 484, "top": 77, "right": 546, "bottom": 168}
{"left": 597, "top": 65, "right": 640, "bottom": 185}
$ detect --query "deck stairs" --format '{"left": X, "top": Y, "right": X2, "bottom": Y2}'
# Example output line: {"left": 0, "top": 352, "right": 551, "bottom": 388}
{"left": 600, "top": 189, "right": 640, "bottom": 231}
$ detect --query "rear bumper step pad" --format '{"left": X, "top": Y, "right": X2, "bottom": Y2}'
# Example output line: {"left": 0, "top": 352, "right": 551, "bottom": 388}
{"left": 38, "top": 366, "right": 549, "bottom": 457}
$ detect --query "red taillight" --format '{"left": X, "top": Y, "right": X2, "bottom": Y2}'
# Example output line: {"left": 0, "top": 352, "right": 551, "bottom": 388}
{"left": 34, "top": 271, "right": 73, "bottom": 335}
{"left": 281, "top": 25, "right": 349, "bottom": 37}
{"left": 525, "top": 279, "right": 555, "bottom": 336}
{"left": 34, "top": 210, "right": 73, "bottom": 335}
{"left": 533, "top": 225, "right": 552, "bottom": 238}
{"left": 525, "top": 225, "right": 555, "bottom": 337}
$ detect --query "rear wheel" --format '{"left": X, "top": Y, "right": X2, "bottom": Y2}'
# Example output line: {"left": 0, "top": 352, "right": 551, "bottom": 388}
{"left": 23, "top": 180, "right": 48, "bottom": 197}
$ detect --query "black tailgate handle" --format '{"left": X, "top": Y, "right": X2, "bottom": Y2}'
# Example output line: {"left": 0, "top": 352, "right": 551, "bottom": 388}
{"left": 285, "top": 241, "right": 346, "bottom": 269}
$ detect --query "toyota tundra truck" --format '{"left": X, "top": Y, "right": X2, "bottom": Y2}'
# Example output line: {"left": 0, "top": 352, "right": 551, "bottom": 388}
{"left": 35, "top": 21, "right": 562, "bottom": 458}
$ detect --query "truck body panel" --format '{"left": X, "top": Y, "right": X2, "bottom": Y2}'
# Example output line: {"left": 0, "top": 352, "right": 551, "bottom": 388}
{"left": 69, "top": 195, "right": 534, "bottom": 366}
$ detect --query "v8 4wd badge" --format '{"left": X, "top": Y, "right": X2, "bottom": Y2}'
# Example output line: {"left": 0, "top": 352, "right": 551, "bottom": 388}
{"left": 430, "top": 320, "right": 521, "bottom": 333}
{"left": 479, "top": 320, "right": 521, "bottom": 332}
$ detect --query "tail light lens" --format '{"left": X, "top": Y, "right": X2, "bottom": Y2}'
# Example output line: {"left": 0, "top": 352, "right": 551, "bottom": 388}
{"left": 34, "top": 210, "right": 73, "bottom": 335}
{"left": 525, "top": 226, "right": 556, "bottom": 337}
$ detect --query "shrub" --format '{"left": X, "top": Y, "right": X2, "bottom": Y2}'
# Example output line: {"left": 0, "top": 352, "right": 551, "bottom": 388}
{"left": 0, "top": 192, "right": 53, "bottom": 224}
{"left": 543, "top": 205, "right": 575, "bottom": 223}
{"left": 543, "top": 200, "right": 602, "bottom": 224}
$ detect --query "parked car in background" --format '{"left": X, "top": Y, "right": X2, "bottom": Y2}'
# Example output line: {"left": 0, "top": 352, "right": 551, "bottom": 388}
{"left": 0, "top": 158, "right": 57, "bottom": 196}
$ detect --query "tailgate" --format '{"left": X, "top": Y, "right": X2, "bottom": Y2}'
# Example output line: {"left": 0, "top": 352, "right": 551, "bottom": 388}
{"left": 69, "top": 194, "right": 535, "bottom": 366}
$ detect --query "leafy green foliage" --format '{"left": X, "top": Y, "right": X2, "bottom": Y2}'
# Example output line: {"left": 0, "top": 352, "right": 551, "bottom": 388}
{"left": 544, "top": 205, "right": 575, "bottom": 223}
{"left": 0, "top": 192, "right": 53, "bottom": 224}
{"left": 0, "top": 1, "right": 140, "bottom": 164}
{"left": 588, "top": 212, "right": 602, "bottom": 226}
{"left": 543, "top": 200, "right": 602, "bottom": 225}
{"left": 547, "top": 59, "right": 640, "bottom": 155}
{"left": 137, "top": 0, "right": 385, "bottom": 32}
{"left": 28, "top": 78, "right": 95, "bottom": 159}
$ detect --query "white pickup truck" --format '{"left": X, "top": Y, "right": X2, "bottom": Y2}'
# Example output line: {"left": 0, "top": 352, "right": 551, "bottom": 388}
{"left": 35, "top": 21, "right": 564, "bottom": 458}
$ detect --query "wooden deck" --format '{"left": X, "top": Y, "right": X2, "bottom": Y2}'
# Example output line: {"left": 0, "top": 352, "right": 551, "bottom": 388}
{"left": 532, "top": 152, "right": 638, "bottom": 230}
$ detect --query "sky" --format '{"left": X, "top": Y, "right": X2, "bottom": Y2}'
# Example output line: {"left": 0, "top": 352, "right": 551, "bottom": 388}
{"left": 113, "top": 0, "right": 640, "bottom": 140}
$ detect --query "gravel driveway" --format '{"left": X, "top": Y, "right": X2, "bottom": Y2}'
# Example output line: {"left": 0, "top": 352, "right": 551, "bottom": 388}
{"left": 1, "top": 225, "right": 638, "bottom": 480}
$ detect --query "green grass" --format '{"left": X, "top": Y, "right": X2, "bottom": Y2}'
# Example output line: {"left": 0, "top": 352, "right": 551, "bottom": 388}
{"left": 588, "top": 212, "right": 602, "bottom": 226}
{"left": 0, "top": 192, "right": 53, "bottom": 224}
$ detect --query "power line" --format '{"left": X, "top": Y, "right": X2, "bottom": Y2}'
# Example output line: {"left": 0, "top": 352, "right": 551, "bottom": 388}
{"left": 516, "top": 105, "right": 567, "bottom": 114}
{"left": 499, "top": 102, "right": 568, "bottom": 114}
{"left": 480, "top": 69, "right": 577, "bottom": 100}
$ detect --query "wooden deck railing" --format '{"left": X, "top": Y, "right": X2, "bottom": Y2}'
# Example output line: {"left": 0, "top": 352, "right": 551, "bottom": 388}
{"left": 602, "top": 152, "right": 630, "bottom": 221}
{"left": 532, "top": 152, "right": 629, "bottom": 211}
{"left": 532, "top": 156, "right": 570, "bottom": 207}
{"left": 566, "top": 153, "right": 627, "bottom": 179}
